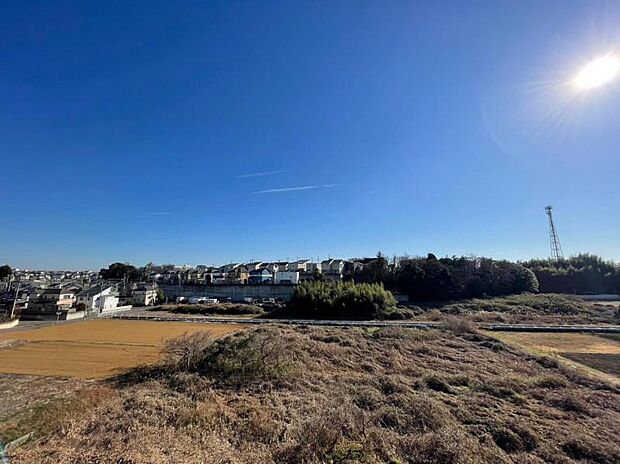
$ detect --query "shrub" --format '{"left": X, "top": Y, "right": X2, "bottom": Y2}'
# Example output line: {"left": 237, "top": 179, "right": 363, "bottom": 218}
{"left": 402, "top": 427, "right": 485, "bottom": 464}
{"left": 551, "top": 392, "right": 591, "bottom": 415}
{"left": 275, "top": 403, "right": 364, "bottom": 464}
{"left": 205, "top": 328, "right": 292, "bottom": 383}
{"left": 163, "top": 327, "right": 292, "bottom": 384}
{"left": 391, "top": 394, "right": 453, "bottom": 433}
{"left": 441, "top": 316, "right": 477, "bottom": 335}
{"left": 164, "top": 332, "right": 214, "bottom": 372}
{"left": 285, "top": 280, "right": 397, "bottom": 319}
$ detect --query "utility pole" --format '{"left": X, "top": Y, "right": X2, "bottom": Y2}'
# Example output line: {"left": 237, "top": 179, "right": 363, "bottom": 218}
{"left": 9, "top": 281, "right": 21, "bottom": 320}
{"left": 545, "top": 205, "right": 564, "bottom": 261}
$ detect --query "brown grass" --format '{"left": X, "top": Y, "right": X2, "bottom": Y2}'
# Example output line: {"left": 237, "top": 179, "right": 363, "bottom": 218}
{"left": 0, "top": 320, "right": 245, "bottom": 379}
{"left": 490, "top": 332, "right": 620, "bottom": 355}
{"left": 9, "top": 325, "right": 620, "bottom": 464}
{"left": 489, "top": 331, "right": 620, "bottom": 384}
{"left": 562, "top": 353, "right": 620, "bottom": 377}
{"left": 415, "top": 293, "right": 620, "bottom": 325}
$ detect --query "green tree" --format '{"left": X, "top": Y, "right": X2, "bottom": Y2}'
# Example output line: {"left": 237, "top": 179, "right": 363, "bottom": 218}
{"left": 100, "top": 262, "right": 140, "bottom": 281}
{"left": 0, "top": 265, "right": 12, "bottom": 281}
{"left": 522, "top": 254, "right": 619, "bottom": 294}
{"left": 287, "top": 280, "right": 397, "bottom": 319}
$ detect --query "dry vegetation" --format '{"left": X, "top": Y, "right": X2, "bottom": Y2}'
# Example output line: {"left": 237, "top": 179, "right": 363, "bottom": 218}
{"left": 411, "top": 293, "right": 620, "bottom": 325}
{"left": 0, "top": 375, "right": 85, "bottom": 425}
{"left": 9, "top": 324, "right": 620, "bottom": 464}
{"left": 491, "top": 332, "right": 620, "bottom": 383}
{"left": 0, "top": 320, "right": 245, "bottom": 378}
{"left": 152, "top": 303, "right": 266, "bottom": 316}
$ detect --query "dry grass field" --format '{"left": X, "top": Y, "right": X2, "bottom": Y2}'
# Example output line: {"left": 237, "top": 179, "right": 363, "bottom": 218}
{"left": 420, "top": 294, "right": 620, "bottom": 325}
{"left": 9, "top": 325, "right": 620, "bottom": 464}
{"left": 0, "top": 320, "right": 245, "bottom": 379}
{"left": 490, "top": 332, "right": 620, "bottom": 382}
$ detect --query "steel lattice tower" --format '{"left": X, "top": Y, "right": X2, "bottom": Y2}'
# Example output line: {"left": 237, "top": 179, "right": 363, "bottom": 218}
{"left": 545, "top": 205, "right": 563, "bottom": 261}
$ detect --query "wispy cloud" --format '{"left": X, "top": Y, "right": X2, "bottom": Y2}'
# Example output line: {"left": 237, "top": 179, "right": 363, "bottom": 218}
{"left": 253, "top": 185, "right": 320, "bottom": 194}
{"left": 146, "top": 211, "right": 172, "bottom": 215}
{"left": 236, "top": 169, "right": 288, "bottom": 179}
{"left": 252, "top": 184, "right": 340, "bottom": 195}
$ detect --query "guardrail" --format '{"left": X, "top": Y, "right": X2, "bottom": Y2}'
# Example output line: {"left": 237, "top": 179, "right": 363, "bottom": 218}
{"left": 0, "top": 319, "right": 19, "bottom": 330}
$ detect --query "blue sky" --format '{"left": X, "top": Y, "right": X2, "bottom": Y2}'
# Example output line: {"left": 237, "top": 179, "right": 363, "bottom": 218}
{"left": 1, "top": 1, "right": 619, "bottom": 270}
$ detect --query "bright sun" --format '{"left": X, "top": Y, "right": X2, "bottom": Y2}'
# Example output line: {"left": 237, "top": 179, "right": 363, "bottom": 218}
{"left": 573, "top": 54, "right": 620, "bottom": 90}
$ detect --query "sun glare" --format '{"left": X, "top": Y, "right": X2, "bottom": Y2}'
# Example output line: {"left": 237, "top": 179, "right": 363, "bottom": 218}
{"left": 573, "top": 53, "right": 620, "bottom": 90}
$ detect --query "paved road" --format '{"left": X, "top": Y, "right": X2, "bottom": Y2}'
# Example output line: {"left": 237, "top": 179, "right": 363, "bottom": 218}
{"left": 106, "top": 312, "right": 620, "bottom": 333}
{"left": 3, "top": 311, "right": 619, "bottom": 334}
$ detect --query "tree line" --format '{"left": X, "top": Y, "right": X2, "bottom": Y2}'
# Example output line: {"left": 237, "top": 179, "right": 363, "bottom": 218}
{"left": 522, "top": 254, "right": 620, "bottom": 295}
{"left": 350, "top": 253, "right": 539, "bottom": 301}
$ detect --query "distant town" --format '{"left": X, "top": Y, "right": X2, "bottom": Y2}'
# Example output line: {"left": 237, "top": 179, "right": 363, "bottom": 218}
{"left": 2, "top": 253, "right": 619, "bottom": 324}
{"left": 0, "top": 258, "right": 383, "bottom": 321}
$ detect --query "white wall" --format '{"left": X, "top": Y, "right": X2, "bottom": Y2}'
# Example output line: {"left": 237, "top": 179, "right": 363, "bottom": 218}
{"left": 274, "top": 271, "right": 300, "bottom": 284}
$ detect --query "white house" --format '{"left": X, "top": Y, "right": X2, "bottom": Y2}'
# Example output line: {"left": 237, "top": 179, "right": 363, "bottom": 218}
{"left": 290, "top": 260, "right": 311, "bottom": 272}
{"left": 131, "top": 284, "right": 158, "bottom": 306}
{"left": 77, "top": 285, "right": 119, "bottom": 312}
{"left": 321, "top": 259, "right": 345, "bottom": 281}
{"left": 221, "top": 263, "right": 241, "bottom": 273}
{"left": 245, "top": 262, "right": 264, "bottom": 271}
{"left": 307, "top": 261, "right": 322, "bottom": 272}
{"left": 273, "top": 271, "right": 300, "bottom": 285}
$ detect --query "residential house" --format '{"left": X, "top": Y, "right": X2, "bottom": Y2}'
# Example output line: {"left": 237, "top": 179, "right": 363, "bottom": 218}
{"left": 289, "top": 260, "right": 311, "bottom": 272}
{"left": 24, "top": 286, "right": 77, "bottom": 316}
{"left": 307, "top": 261, "right": 322, "bottom": 272}
{"left": 245, "top": 262, "right": 264, "bottom": 271}
{"left": 185, "top": 270, "right": 202, "bottom": 284}
{"left": 220, "top": 263, "right": 241, "bottom": 273}
{"left": 248, "top": 269, "right": 273, "bottom": 285}
{"left": 273, "top": 261, "right": 290, "bottom": 272}
{"left": 209, "top": 270, "right": 228, "bottom": 284}
{"left": 273, "top": 271, "right": 300, "bottom": 285}
{"left": 321, "top": 259, "right": 345, "bottom": 281}
{"left": 77, "top": 285, "right": 119, "bottom": 313}
{"left": 226, "top": 266, "right": 249, "bottom": 284}
{"left": 0, "top": 286, "right": 32, "bottom": 315}
{"left": 132, "top": 284, "right": 158, "bottom": 306}
{"left": 343, "top": 260, "right": 364, "bottom": 276}
{"left": 299, "top": 271, "right": 318, "bottom": 281}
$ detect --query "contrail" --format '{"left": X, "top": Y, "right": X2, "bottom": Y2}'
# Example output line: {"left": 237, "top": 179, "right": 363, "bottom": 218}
{"left": 252, "top": 185, "right": 320, "bottom": 194}
{"left": 236, "top": 169, "right": 288, "bottom": 179}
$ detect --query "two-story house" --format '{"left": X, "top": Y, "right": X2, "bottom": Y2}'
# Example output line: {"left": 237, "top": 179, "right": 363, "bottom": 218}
{"left": 132, "top": 284, "right": 158, "bottom": 306}
{"left": 248, "top": 268, "right": 273, "bottom": 285}
{"left": 76, "top": 285, "right": 119, "bottom": 313}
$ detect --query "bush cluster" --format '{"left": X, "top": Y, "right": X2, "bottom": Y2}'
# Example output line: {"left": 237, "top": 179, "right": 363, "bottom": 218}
{"left": 441, "top": 293, "right": 583, "bottom": 316}
{"left": 285, "top": 281, "right": 398, "bottom": 319}
{"left": 164, "top": 328, "right": 291, "bottom": 384}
